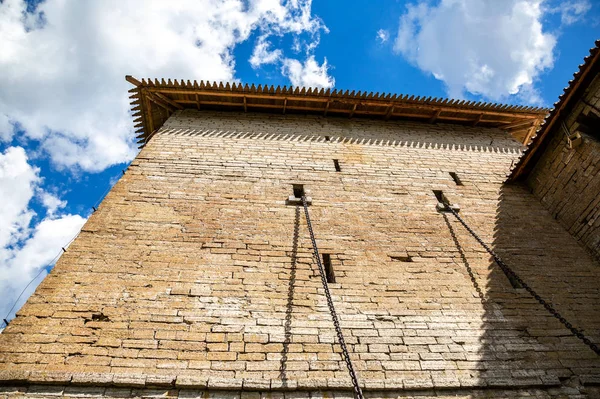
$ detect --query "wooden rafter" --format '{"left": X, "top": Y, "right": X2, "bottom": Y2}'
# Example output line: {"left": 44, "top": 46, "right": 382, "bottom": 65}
{"left": 502, "top": 120, "right": 534, "bottom": 130}
{"left": 385, "top": 105, "right": 395, "bottom": 121}
{"left": 148, "top": 88, "right": 545, "bottom": 119}
{"left": 144, "top": 90, "right": 175, "bottom": 112}
{"left": 349, "top": 103, "right": 358, "bottom": 118}
{"left": 429, "top": 109, "right": 442, "bottom": 124}
{"left": 153, "top": 92, "right": 183, "bottom": 110}
{"left": 171, "top": 99, "right": 542, "bottom": 124}
{"left": 145, "top": 95, "right": 154, "bottom": 133}
{"left": 522, "top": 120, "right": 541, "bottom": 145}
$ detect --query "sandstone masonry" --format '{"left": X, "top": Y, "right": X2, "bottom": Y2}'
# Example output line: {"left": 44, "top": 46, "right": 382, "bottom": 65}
{"left": 0, "top": 110, "right": 599, "bottom": 398}
{"left": 527, "top": 70, "right": 600, "bottom": 261}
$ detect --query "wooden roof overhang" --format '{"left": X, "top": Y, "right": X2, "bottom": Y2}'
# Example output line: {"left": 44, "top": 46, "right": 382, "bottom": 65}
{"left": 509, "top": 40, "right": 600, "bottom": 181}
{"left": 126, "top": 75, "right": 548, "bottom": 149}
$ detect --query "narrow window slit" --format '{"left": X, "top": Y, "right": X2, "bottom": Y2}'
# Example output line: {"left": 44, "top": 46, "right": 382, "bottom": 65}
{"left": 434, "top": 190, "right": 460, "bottom": 212}
{"left": 322, "top": 254, "right": 335, "bottom": 283}
{"left": 293, "top": 184, "right": 305, "bottom": 198}
{"left": 286, "top": 184, "right": 311, "bottom": 205}
{"left": 325, "top": 135, "right": 331, "bottom": 142}
{"left": 433, "top": 190, "right": 448, "bottom": 205}
{"left": 333, "top": 159, "right": 341, "bottom": 172}
{"left": 390, "top": 255, "right": 413, "bottom": 262}
{"left": 449, "top": 172, "right": 463, "bottom": 186}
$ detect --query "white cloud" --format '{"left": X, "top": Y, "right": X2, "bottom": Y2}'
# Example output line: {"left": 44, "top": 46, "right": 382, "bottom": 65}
{"left": 0, "top": 147, "right": 39, "bottom": 251}
{"left": 548, "top": 0, "right": 591, "bottom": 25}
{"left": 0, "top": 114, "right": 13, "bottom": 142}
{"left": 0, "top": 146, "right": 86, "bottom": 322}
{"left": 0, "top": 0, "right": 331, "bottom": 172}
{"left": 250, "top": 37, "right": 283, "bottom": 68}
{"left": 38, "top": 191, "right": 67, "bottom": 217}
{"left": 377, "top": 29, "right": 390, "bottom": 44}
{"left": 393, "top": 0, "right": 556, "bottom": 102}
{"left": 282, "top": 55, "right": 335, "bottom": 88}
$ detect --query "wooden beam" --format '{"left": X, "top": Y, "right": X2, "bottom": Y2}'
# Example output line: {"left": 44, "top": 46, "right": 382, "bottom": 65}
{"left": 153, "top": 92, "right": 183, "bottom": 110}
{"left": 149, "top": 88, "right": 546, "bottom": 119}
{"left": 144, "top": 95, "right": 154, "bottom": 136}
{"left": 385, "top": 105, "right": 395, "bottom": 121}
{"left": 174, "top": 99, "right": 536, "bottom": 124}
{"left": 283, "top": 98, "right": 287, "bottom": 114}
{"left": 429, "top": 109, "right": 441, "bottom": 123}
{"left": 472, "top": 113, "right": 484, "bottom": 126}
{"left": 125, "top": 75, "right": 143, "bottom": 87}
{"left": 501, "top": 120, "right": 535, "bottom": 130}
{"left": 195, "top": 94, "right": 200, "bottom": 110}
{"left": 144, "top": 91, "right": 175, "bottom": 112}
{"left": 349, "top": 103, "right": 358, "bottom": 118}
{"left": 324, "top": 100, "right": 330, "bottom": 116}
{"left": 243, "top": 96, "right": 247, "bottom": 113}
{"left": 522, "top": 120, "right": 540, "bottom": 145}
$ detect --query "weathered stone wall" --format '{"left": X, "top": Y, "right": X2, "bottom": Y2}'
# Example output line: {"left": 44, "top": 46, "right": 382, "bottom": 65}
{"left": 1, "top": 384, "right": 598, "bottom": 399}
{"left": 1, "top": 110, "right": 599, "bottom": 397}
{"left": 527, "top": 74, "right": 600, "bottom": 260}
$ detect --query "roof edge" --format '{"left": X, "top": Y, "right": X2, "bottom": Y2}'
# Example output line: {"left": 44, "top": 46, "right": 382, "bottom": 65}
{"left": 508, "top": 39, "right": 600, "bottom": 181}
{"left": 126, "top": 76, "right": 549, "bottom": 149}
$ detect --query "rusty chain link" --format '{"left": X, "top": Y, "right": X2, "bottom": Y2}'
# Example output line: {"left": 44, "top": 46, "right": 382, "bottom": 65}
{"left": 301, "top": 196, "right": 365, "bottom": 399}
{"left": 445, "top": 205, "right": 600, "bottom": 356}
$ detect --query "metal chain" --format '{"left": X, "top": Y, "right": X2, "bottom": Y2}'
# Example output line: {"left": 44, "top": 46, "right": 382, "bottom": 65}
{"left": 301, "top": 196, "right": 365, "bottom": 399}
{"left": 442, "top": 213, "right": 486, "bottom": 304}
{"left": 445, "top": 205, "right": 600, "bottom": 356}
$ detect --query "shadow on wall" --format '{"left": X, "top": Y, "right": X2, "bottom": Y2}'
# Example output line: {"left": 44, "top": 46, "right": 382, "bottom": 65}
{"left": 157, "top": 127, "right": 523, "bottom": 155}
{"left": 446, "top": 182, "right": 600, "bottom": 390}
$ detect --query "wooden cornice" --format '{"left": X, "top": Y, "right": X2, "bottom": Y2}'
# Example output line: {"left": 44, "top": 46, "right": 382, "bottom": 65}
{"left": 126, "top": 76, "right": 548, "bottom": 149}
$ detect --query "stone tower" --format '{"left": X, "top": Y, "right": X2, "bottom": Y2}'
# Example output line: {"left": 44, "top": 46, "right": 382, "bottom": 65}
{"left": 1, "top": 42, "right": 599, "bottom": 398}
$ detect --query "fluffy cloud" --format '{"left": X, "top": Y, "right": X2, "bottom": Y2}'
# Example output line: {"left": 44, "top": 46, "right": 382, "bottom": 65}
{"left": 0, "top": 0, "right": 331, "bottom": 172}
{"left": 0, "top": 147, "right": 39, "bottom": 251}
{"left": 0, "top": 147, "right": 86, "bottom": 323}
{"left": 282, "top": 55, "right": 335, "bottom": 88}
{"left": 393, "top": 0, "right": 557, "bottom": 102}
{"left": 250, "top": 37, "right": 284, "bottom": 68}
{"left": 38, "top": 191, "right": 67, "bottom": 217}
{"left": 249, "top": 22, "right": 333, "bottom": 89}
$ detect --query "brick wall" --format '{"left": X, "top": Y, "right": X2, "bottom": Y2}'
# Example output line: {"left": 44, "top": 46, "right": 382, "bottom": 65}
{"left": 1, "top": 110, "right": 599, "bottom": 397}
{"left": 527, "top": 75, "right": 600, "bottom": 261}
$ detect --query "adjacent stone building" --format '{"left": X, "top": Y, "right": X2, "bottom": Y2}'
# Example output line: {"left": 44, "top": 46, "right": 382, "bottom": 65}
{"left": 0, "top": 42, "right": 599, "bottom": 398}
{"left": 510, "top": 40, "right": 600, "bottom": 262}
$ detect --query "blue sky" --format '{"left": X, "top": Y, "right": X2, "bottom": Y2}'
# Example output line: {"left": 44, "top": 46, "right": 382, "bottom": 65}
{"left": 0, "top": 0, "right": 598, "bottom": 325}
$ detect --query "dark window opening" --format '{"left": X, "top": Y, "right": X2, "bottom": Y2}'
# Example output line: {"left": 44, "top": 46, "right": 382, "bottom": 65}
{"left": 325, "top": 135, "right": 331, "bottom": 141}
{"left": 449, "top": 172, "right": 463, "bottom": 186}
{"left": 293, "top": 184, "right": 305, "bottom": 198}
{"left": 390, "top": 255, "right": 413, "bottom": 262}
{"left": 433, "top": 190, "right": 449, "bottom": 205}
{"left": 333, "top": 159, "right": 341, "bottom": 172}
{"left": 576, "top": 111, "right": 600, "bottom": 140}
{"left": 322, "top": 254, "right": 335, "bottom": 283}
